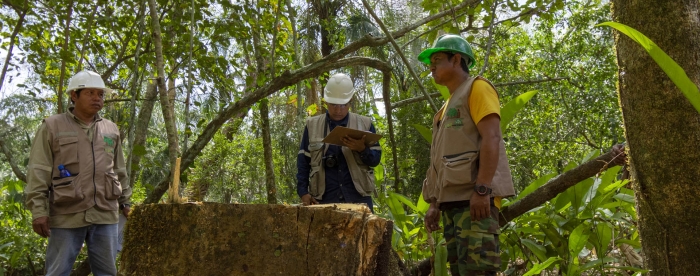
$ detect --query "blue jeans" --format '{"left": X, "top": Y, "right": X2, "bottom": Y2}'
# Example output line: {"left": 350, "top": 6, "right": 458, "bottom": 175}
{"left": 45, "top": 224, "right": 118, "bottom": 276}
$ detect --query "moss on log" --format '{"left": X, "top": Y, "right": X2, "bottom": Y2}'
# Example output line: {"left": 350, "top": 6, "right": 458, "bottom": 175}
{"left": 119, "top": 203, "right": 400, "bottom": 275}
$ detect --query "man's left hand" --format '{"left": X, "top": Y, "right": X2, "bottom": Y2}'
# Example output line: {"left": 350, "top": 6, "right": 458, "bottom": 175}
{"left": 470, "top": 192, "right": 491, "bottom": 221}
{"left": 122, "top": 206, "right": 131, "bottom": 218}
{"left": 342, "top": 135, "right": 366, "bottom": 152}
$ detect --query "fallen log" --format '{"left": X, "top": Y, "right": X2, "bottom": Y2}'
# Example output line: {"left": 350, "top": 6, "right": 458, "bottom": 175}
{"left": 119, "top": 203, "right": 403, "bottom": 275}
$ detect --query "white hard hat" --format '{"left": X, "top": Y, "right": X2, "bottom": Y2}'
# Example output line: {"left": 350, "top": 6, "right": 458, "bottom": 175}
{"left": 66, "top": 70, "right": 111, "bottom": 94}
{"left": 323, "top": 73, "right": 354, "bottom": 104}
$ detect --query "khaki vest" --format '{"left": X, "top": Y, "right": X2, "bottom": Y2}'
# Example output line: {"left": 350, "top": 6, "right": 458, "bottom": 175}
{"left": 423, "top": 76, "right": 515, "bottom": 204}
{"left": 44, "top": 113, "right": 122, "bottom": 215}
{"left": 306, "top": 113, "right": 376, "bottom": 200}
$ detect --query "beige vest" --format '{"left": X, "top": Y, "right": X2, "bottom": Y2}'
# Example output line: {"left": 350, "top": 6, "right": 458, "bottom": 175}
{"left": 44, "top": 113, "right": 122, "bottom": 215}
{"left": 423, "top": 76, "right": 515, "bottom": 204}
{"left": 305, "top": 113, "right": 376, "bottom": 200}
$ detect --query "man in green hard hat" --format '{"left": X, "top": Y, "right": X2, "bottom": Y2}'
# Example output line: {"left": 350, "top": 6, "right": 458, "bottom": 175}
{"left": 419, "top": 34, "right": 516, "bottom": 275}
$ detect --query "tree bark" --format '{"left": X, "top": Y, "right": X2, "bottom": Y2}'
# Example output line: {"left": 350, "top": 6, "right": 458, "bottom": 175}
{"left": 120, "top": 203, "right": 397, "bottom": 275}
{"left": 148, "top": 0, "right": 180, "bottom": 194}
{"left": 128, "top": 83, "right": 158, "bottom": 187}
{"left": 382, "top": 72, "right": 401, "bottom": 193}
{"left": 260, "top": 99, "right": 278, "bottom": 204}
{"left": 126, "top": 0, "right": 147, "bottom": 177}
{"left": 611, "top": 0, "right": 700, "bottom": 274}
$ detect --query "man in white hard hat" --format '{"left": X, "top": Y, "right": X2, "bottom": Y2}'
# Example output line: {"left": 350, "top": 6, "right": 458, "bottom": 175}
{"left": 25, "top": 70, "right": 131, "bottom": 275}
{"left": 296, "top": 73, "right": 382, "bottom": 212}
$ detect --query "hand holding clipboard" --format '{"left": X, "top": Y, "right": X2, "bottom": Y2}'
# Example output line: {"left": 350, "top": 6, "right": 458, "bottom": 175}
{"left": 322, "top": 126, "right": 382, "bottom": 147}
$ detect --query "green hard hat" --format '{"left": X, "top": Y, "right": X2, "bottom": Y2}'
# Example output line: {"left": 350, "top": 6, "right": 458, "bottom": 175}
{"left": 417, "top": 34, "right": 476, "bottom": 69}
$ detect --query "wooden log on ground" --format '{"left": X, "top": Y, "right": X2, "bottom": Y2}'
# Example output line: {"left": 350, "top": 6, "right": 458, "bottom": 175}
{"left": 119, "top": 203, "right": 402, "bottom": 275}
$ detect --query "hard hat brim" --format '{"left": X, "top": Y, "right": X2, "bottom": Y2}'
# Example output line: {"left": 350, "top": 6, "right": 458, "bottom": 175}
{"left": 66, "top": 87, "right": 112, "bottom": 94}
{"left": 324, "top": 95, "right": 352, "bottom": 105}
{"left": 417, "top": 47, "right": 475, "bottom": 69}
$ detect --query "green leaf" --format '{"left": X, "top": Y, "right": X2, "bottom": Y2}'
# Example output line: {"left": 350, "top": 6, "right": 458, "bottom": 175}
{"left": 597, "top": 22, "right": 700, "bottom": 114}
{"left": 541, "top": 224, "right": 568, "bottom": 257}
{"left": 523, "top": 257, "right": 562, "bottom": 276}
{"left": 417, "top": 192, "right": 430, "bottom": 214}
{"left": 521, "top": 238, "right": 547, "bottom": 261}
{"left": 412, "top": 124, "right": 432, "bottom": 143}
{"left": 579, "top": 257, "right": 616, "bottom": 271}
{"left": 593, "top": 222, "right": 613, "bottom": 256}
{"left": 431, "top": 78, "right": 450, "bottom": 100}
{"left": 514, "top": 173, "right": 556, "bottom": 201}
{"left": 613, "top": 193, "right": 635, "bottom": 204}
{"left": 434, "top": 240, "right": 449, "bottom": 276}
{"left": 390, "top": 192, "right": 419, "bottom": 213}
{"left": 386, "top": 193, "right": 407, "bottom": 230}
{"left": 500, "top": 90, "right": 538, "bottom": 131}
{"left": 568, "top": 223, "right": 591, "bottom": 256}
{"left": 616, "top": 239, "right": 642, "bottom": 248}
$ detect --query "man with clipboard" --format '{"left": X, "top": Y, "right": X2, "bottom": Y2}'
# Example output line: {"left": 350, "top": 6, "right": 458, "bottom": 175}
{"left": 296, "top": 73, "right": 382, "bottom": 212}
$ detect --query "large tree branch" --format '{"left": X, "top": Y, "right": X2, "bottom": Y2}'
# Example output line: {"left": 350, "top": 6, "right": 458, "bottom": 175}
{"left": 499, "top": 151, "right": 616, "bottom": 225}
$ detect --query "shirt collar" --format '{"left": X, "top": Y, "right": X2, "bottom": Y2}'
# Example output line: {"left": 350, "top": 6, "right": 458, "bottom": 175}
{"left": 325, "top": 111, "right": 349, "bottom": 126}
{"left": 68, "top": 107, "right": 103, "bottom": 127}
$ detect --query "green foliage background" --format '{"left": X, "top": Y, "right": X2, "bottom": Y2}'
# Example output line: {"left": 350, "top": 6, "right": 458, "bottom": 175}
{"left": 0, "top": 0, "right": 657, "bottom": 274}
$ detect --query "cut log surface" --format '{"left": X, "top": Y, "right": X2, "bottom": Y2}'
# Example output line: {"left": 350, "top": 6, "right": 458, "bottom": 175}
{"left": 119, "top": 203, "right": 400, "bottom": 276}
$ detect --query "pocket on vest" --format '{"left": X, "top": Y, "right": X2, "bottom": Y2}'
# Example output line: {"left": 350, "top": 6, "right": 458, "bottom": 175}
{"left": 105, "top": 172, "right": 122, "bottom": 200}
{"left": 356, "top": 168, "right": 375, "bottom": 194}
{"left": 51, "top": 175, "right": 84, "bottom": 204}
{"left": 440, "top": 151, "right": 478, "bottom": 186}
{"left": 57, "top": 136, "right": 79, "bottom": 166}
{"left": 309, "top": 166, "right": 321, "bottom": 197}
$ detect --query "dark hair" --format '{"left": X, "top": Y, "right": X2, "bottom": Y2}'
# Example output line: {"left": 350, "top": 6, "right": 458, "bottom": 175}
{"left": 70, "top": 89, "right": 83, "bottom": 104}
{"left": 445, "top": 52, "right": 470, "bottom": 73}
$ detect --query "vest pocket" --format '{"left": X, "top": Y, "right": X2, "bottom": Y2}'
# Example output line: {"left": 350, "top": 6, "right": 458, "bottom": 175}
{"left": 51, "top": 175, "right": 84, "bottom": 203}
{"left": 105, "top": 172, "right": 122, "bottom": 200}
{"left": 440, "top": 151, "right": 478, "bottom": 187}
{"left": 357, "top": 168, "right": 375, "bottom": 195}
{"left": 57, "top": 136, "right": 79, "bottom": 166}
{"left": 309, "top": 167, "right": 321, "bottom": 197}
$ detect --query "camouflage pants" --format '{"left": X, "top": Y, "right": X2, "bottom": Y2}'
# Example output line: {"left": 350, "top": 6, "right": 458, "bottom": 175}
{"left": 442, "top": 205, "right": 501, "bottom": 276}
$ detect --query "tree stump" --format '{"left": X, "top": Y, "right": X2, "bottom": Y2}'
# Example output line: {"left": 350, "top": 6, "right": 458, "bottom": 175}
{"left": 119, "top": 203, "right": 400, "bottom": 275}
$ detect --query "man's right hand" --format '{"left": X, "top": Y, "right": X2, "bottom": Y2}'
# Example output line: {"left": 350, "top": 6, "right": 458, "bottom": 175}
{"left": 301, "top": 194, "right": 319, "bottom": 206}
{"left": 32, "top": 216, "right": 50, "bottom": 238}
{"left": 424, "top": 202, "right": 441, "bottom": 233}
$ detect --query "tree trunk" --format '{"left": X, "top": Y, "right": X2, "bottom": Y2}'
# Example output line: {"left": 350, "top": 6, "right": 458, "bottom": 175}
{"left": 382, "top": 72, "right": 401, "bottom": 193}
{"left": 128, "top": 83, "right": 158, "bottom": 187}
{"left": 260, "top": 99, "right": 278, "bottom": 204}
{"left": 147, "top": 0, "right": 180, "bottom": 202}
{"left": 126, "top": 0, "right": 147, "bottom": 179}
{"left": 611, "top": 0, "right": 700, "bottom": 274}
{"left": 57, "top": 0, "right": 73, "bottom": 114}
{"left": 119, "top": 203, "right": 401, "bottom": 275}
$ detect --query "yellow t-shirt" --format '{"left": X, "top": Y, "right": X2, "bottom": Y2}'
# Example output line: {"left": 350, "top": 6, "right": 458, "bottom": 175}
{"left": 440, "top": 79, "right": 503, "bottom": 209}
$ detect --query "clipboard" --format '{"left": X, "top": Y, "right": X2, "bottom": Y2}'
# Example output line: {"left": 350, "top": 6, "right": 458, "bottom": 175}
{"left": 322, "top": 126, "right": 383, "bottom": 146}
